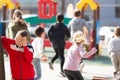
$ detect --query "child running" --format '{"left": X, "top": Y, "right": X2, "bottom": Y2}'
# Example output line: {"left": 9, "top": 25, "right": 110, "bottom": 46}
{"left": 63, "top": 31, "right": 97, "bottom": 80}
{"left": 32, "top": 26, "right": 48, "bottom": 80}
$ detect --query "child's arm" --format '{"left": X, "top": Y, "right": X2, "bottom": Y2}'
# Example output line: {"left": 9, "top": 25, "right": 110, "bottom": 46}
{"left": 35, "top": 38, "right": 48, "bottom": 62}
{"left": 37, "top": 38, "right": 48, "bottom": 61}
{"left": 1, "top": 36, "right": 15, "bottom": 50}
{"left": 79, "top": 47, "right": 97, "bottom": 58}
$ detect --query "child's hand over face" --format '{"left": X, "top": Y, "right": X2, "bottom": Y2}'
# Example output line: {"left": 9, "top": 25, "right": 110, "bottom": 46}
{"left": 15, "top": 35, "right": 27, "bottom": 47}
{"left": 21, "top": 37, "right": 27, "bottom": 47}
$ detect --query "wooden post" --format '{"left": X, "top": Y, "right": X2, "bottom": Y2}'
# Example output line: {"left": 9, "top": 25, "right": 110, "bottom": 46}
{"left": 0, "top": 37, "right": 5, "bottom": 80}
{"left": 61, "top": 0, "right": 65, "bottom": 14}
{"left": 93, "top": 9, "right": 97, "bottom": 49}
{"left": 96, "top": 6, "right": 100, "bottom": 54}
{"left": 2, "top": 5, "right": 7, "bottom": 36}
{"left": 81, "top": 8, "right": 84, "bottom": 18}
{"left": 93, "top": 6, "right": 99, "bottom": 53}
{"left": 93, "top": 10, "right": 97, "bottom": 47}
{"left": 0, "top": 4, "right": 6, "bottom": 80}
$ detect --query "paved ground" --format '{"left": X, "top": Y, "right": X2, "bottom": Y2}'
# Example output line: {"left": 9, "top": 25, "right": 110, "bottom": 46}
{"left": 4, "top": 57, "right": 114, "bottom": 80}
{"left": 41, "top": 62, "right": 114, "bottom": 80}
{"left": 4, "top": 47, "right": 117, "bottom": 80}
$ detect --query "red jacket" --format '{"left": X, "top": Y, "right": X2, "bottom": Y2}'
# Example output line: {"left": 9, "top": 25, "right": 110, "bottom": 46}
{"left": 1, "top": 36, "right": 35, "bottom": 79}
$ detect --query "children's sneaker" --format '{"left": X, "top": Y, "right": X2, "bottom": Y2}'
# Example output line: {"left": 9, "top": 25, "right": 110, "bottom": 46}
{"left": 48, "top": 62, "right": 54, "bottom": 70}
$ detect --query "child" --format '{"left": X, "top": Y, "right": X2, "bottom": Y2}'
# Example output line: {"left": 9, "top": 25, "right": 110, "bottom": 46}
{"left": 48, "top": 13, "right": 70, "bottom": 77}
{"left": 63, "top": 31, "right": 97, "bottom": 80}
{"left": 108, "top": 27, "right": 120, "bottom": 77}
{"left": 1, "top": 30, "right": 35, "bottom": 80}
{"left": 32, "top": 26, "right": 48, "bottom": 80}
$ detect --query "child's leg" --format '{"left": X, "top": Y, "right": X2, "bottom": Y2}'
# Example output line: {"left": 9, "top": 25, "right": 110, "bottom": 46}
{"left": 64, "top": 70, "right": 74, "bottom": 80}
{"left": 64, "top": 70, "right": 84, "bottom": 80}
{"left": 33, "top": 58, "right": 41, "bottom": 80}
{"left": 51, "top": 48, "right": 59, "bottom": 63}
{"left": 72, "top": 71, "right": 84, "bottom": 80}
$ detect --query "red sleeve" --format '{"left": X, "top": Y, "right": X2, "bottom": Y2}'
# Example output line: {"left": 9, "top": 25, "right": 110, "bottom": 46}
{"left": 1, "top": 36, "right": 15, "bottom": 50}
{"left": 23, "top": 46, "right": 33, "bottom": 63}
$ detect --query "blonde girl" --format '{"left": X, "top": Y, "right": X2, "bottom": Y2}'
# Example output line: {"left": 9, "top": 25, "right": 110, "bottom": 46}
{"left": 63, "top": 31, "right": 97, "bottom": 80}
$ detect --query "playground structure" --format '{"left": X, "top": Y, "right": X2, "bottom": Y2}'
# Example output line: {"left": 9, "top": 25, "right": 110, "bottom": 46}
{"left": 0, "top": 0, "right": 100, "bottom": 50}
{"left": 77, "top": 1, "right": 101, "bottom": 57}
{"left": 25, "top": 0, "right": 100, "bottom": 51}
{"left": 38, "top": 0, "right": 57, "bottom": 19}
{"left": 0, "top": 0, "right": 14, "bottom": 9}
{"left": 76, "top": 0, "right": 100, "bottom": 48}
{"left": 24, "top": 0, "right": 100, "bottom": 50}
{"left": 76, "top": 0, "right": 100, "bottom": 58}
{"left": 0, "top": 0, "right": 100, "bottom": 79}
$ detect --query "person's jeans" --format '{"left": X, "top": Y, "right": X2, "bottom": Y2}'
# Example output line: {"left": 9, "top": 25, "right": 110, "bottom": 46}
{"left": 64, "top": 70, "right": 84, "bottom": 80}
{"left": 33, "top": 58, "right": 41, "bottom": 80}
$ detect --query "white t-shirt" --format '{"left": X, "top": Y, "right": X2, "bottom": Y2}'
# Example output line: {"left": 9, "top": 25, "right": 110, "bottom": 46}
{"left": 32, "top": 37, "right": 44, "bottom": 58}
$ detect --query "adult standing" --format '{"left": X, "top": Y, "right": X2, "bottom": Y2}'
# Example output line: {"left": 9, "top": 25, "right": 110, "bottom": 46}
{"left": 32, "top": 26, "right": 48, "bottom": 80}
{"left": 48, "top": 13, "right": 70, "bottom": 76}
{"left": 6, "top": 9, "right": 31, "bottom": 42}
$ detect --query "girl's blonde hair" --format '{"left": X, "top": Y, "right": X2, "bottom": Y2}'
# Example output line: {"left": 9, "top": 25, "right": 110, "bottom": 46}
{"left": 73, "top": 31, "right": 85, "bottom": 44}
